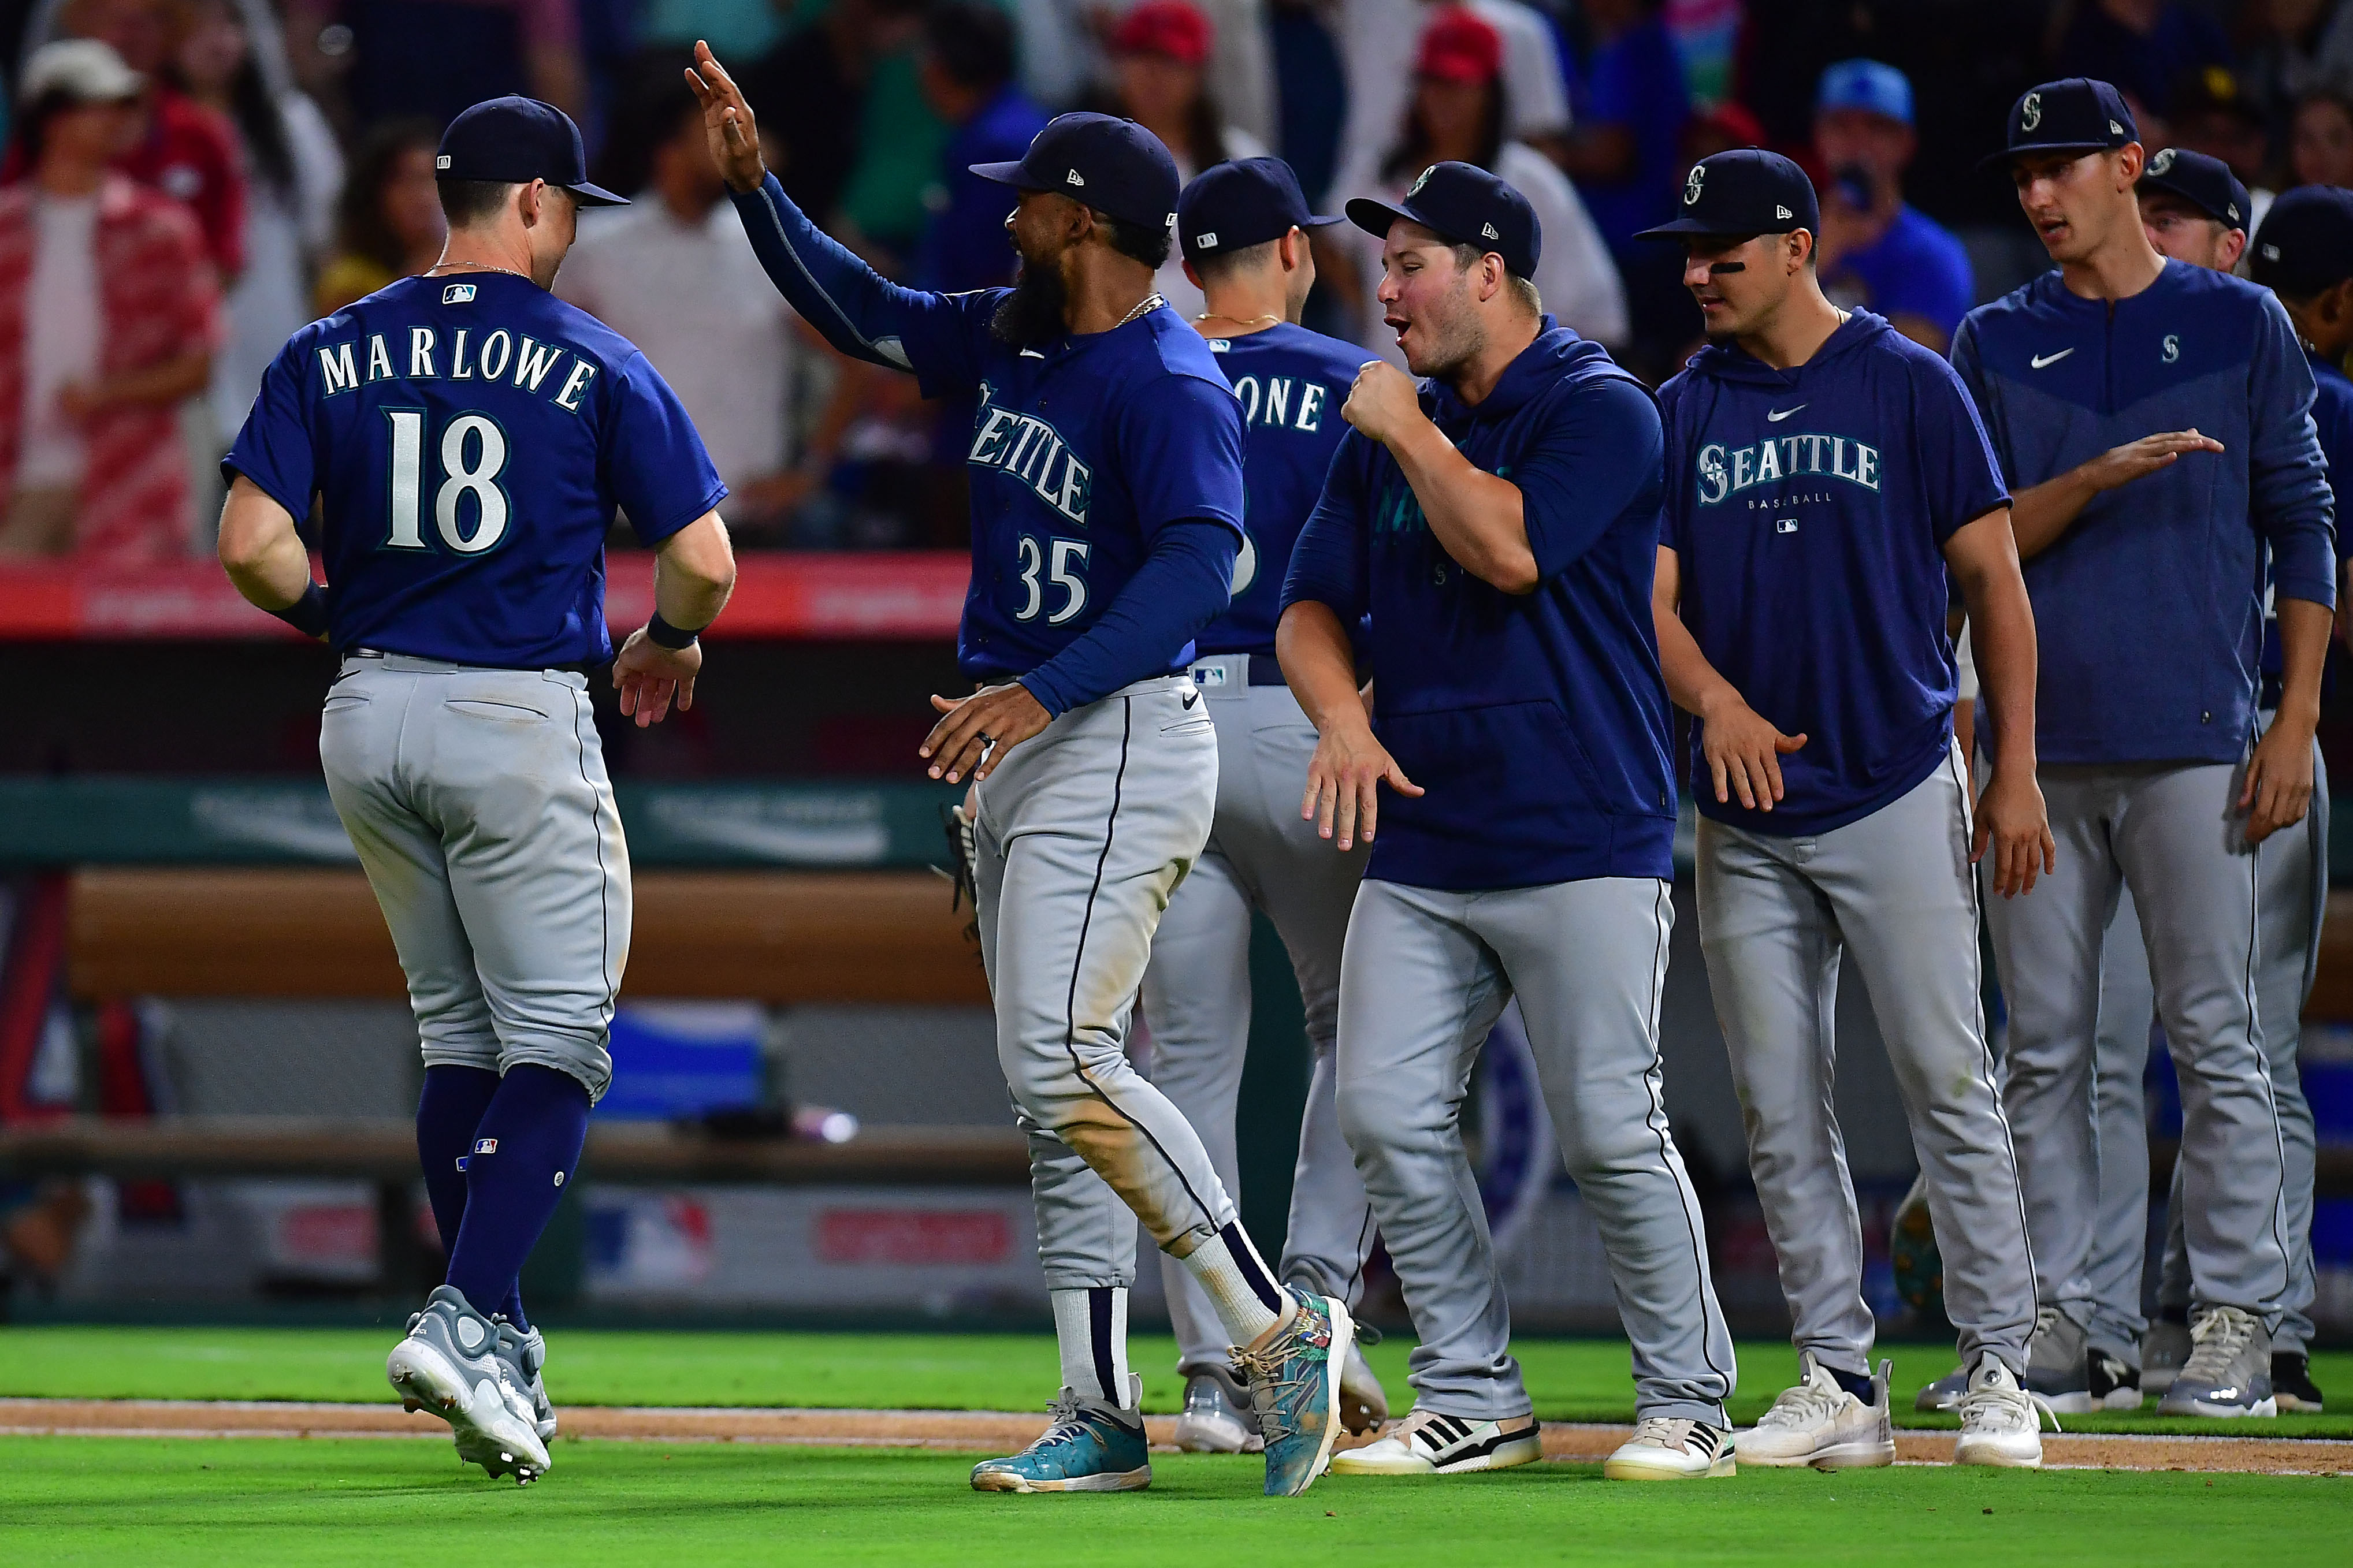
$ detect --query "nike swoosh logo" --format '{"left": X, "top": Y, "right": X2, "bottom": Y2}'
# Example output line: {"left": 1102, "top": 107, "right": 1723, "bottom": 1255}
{"left": 2030, "top": 348, "right": 2075, "bottom": 368}
{"left": 1182, "top": 692, "right": 1199, "bottom": 709}
{"left": 1765, "top": 405, "right": 1804, "bottom": 422}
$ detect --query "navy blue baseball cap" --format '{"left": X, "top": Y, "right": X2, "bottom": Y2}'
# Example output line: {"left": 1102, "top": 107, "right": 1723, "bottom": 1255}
{"left": 971, "top": 111, "right": 1181, "bottom": 232}
{"left": 1980, "top": 77, "right": 2138, "bottom": 172}
{"left": 2251, "top": 185, "right": 2353, "bottom": 296}
{"left": 2137, "top": 147, "right": 2251, "bottom": 231}
{"left": 1634, "top": 148, "right": 1820, "bottom": 240}
{"left": 1816, "top": 58, "right": 1913, "bottom": 126}
{"left": 436, "top": 95, "right": 626, "bottom": 206}
{"left": 1178, "top": 157, "right": 1340, "bottom": 262}
{"left": 1345, "top": 161, "right": 1540, "bottom": 277}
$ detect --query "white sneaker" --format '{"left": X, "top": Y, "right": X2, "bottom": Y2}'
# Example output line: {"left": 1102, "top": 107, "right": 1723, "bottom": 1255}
{"left": 1173, "top": 1369, "right": 1262, "bottom": 1454}
{"left": 1603, "top": 1416, "right": 1736, "bottom": 1480}
{"left": 1739, "top": 1354, "right": 1895, "bottom": 1470}
{"left": 1329, "top": 1407, "right": 1542, "bottom": 1476}
{"left": 1953, "top": 1354, "right": 2055, "bottom": 1469}
{"left": 1339, "top": 1340, "right": 1389, "bottom": 1435}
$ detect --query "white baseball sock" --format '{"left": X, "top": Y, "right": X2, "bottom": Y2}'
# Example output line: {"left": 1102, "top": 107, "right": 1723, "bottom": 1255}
{"left": 1050, "top": 1286, "right": 1135, "bottom": 1410}
{"left": 1179, "top": 1221, "right": 1291, "bottom": 1348}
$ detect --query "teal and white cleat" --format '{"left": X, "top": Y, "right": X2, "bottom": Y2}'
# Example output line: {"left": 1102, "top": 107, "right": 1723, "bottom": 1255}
{"left": 970, "top": 1388, "right": 1151, "bottom": 1493}
{"left": 1234, "top": 1286, "right": 1356, "bottom": 1498}
{"left": 495, "top": 1319, "right": 557, "bottom": 1442}
{"left": 388, "top": 1285, "right": 552, "bottom": 1485}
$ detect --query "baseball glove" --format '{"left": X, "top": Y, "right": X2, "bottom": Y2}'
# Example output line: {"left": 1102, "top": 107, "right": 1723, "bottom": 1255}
{"left": 935, "top": 799, "right": 981, "bottom": 952}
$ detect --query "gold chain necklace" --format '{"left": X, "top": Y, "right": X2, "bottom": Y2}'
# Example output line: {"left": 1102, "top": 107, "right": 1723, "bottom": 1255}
{"left": 1194, "top": 310, "right": 1281, "bottom": 331}
{"left": 1113, "top": 292, "right": 1166, "bottom": 330}
{"left": 426, "top": 261, "right": 534, "bottom": 284}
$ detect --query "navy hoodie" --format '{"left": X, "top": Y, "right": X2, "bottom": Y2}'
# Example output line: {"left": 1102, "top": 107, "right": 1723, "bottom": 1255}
{"left": 1951, "top": 260, "right": 2336, "bottom": 764}
{"left": 1282, "top": 320, "right": 1675, "bottom": 891}
{"left": 1659, "top": 311, "right": 2009, "bottom": 837}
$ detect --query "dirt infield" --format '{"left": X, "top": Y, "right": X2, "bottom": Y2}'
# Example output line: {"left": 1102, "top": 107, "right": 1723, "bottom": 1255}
{"left": 2, "top": 1399, "right": 2345, "bottom": 1475}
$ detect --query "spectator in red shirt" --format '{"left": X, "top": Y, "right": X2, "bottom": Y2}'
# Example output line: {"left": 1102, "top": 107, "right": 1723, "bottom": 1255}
{"left": 0, "top": 41, "right": 220, "bottom": 563}
{"left": 31, "top": 0, "right": 251, "bottom": 277}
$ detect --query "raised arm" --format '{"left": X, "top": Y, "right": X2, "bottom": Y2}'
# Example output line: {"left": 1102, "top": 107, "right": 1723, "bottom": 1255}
{"left": 687, "top": 42, "right": 961, "bottom": 377}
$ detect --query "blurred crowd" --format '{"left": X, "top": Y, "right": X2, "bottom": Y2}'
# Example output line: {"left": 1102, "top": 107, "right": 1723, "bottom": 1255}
{"left": 1, "top": 0, "right": 2352, "bottom": 560}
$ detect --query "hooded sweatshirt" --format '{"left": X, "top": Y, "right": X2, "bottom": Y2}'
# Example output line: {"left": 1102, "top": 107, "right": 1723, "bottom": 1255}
{"left": 1657, "top": 309, "right": 2009, "bottom": 837}
{"left": 1950, "top": 259, "right": 2335, "bottom": 765}
{"left": 1282, "top": 319, "right": 1675, "bottom": 891}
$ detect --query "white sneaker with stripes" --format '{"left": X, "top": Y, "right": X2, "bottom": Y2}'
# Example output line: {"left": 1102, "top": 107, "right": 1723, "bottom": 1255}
{"left": 1603, "top": 1416, "right": 1737, "bottom": 1480}
{"left": 1328, "top": 1407, "right": 1543, "bottom": 1475}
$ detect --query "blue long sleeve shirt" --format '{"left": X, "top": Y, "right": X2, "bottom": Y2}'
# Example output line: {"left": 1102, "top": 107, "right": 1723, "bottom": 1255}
{"left": 1282, "top": 322, "right": 1675, "bottom": 891}
{"left": 1950, "top": 259, "right": 2336, "bottom": 765}
{"left": 730, "top": 171, "right": 1242, "bottom": 713}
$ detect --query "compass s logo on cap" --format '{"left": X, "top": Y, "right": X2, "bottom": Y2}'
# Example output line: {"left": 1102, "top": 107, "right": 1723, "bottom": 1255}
{"left": 2148, "top": 148, "right": 2175, "bottom": 174}
{"left": 1685, "top": 164, "right": 1706, "bottom": 206}
{"left": 2021, "top": 91, "right": 2042, "bottom": 131}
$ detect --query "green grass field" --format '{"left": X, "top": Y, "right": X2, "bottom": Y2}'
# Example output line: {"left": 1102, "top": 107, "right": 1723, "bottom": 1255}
{"left": 1, "top": 1438, "right": 2341, "bottom": 1568}
{"left": 3, "top": 1327, "right": 2350, "bottom": 1437}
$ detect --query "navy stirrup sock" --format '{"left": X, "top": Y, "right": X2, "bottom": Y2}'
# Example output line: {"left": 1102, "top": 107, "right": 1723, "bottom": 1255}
{"left": 415, "top": 1063, "right": 501, "bottom": 1275}
{"left": 443, "top": 1064, "right": 592, "bottom": 1320}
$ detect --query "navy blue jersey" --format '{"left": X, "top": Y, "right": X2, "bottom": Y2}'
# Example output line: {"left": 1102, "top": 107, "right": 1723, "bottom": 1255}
{"left": 1659, "top": 311, "right": 2009, "bottom": 837}
{"left": 2262, "top": 347, "right": 2353, "bottom": 696}
{"left": 1283, "top": 322, "right": 1675, "bottom": 891}
{"left": 1951, "top": 260, "right": 2335, "bottom": 765}
{"left": 887, "top": 291, "right": 1246, "bottom": 683}
{"left": 226, "top": 273, "right": 726, "bottom": 669}
{"left": 1199, "top": 323, "right": 1366, "bottom": 657}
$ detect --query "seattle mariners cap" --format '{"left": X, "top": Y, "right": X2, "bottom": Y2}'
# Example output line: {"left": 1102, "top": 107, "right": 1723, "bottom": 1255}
{"left": 2137, "top": 147, "right": 2250, "bottom": 232}
{"left": 971, "top": 112, "right": 1182, "bottom": 232}
{"left": 1178, "top": 157, "right": 1339, "bottom": 262}
{"left": 436, "top": 96, "right": 627, "bottom": 206}
{"left": 1633, "top": 148, "right": 1819, "bottom": 241}
{"left": 2250, "top": 185, "right": 2353, "bottom": 297}
{"left": 1345, "top": 161, "right": 1540, "bottom": 278}
{"left": 1980, "top": 77, "right": 2138, "bottom": 172}
{"left": 1816, "top": 58, "right": 1912, "bottom": 126}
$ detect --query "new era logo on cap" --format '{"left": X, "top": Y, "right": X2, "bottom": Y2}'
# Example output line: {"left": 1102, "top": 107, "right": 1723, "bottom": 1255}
{"left": 1481, "top": 221, "right": 1499, "bottom": 240}
{"left": 1776, "top": 204, "right": 1793, "bottom": 219}
{"left": 1066, "top": 168, "right": 1085, "bottom": 187}
{"left": 435, "top": 154, "right": 451, "bottom": 169}
{"left": 1196, "top": 229, "right": 1218, "bottom": 248}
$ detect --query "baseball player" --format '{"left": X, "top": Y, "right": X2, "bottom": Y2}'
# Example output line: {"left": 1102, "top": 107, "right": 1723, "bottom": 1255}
{"left": 215, "top": 97, "right": 737, "bottom": 1484}
{"left": 1638, "top": 150, "right": 2051, "bottom": 1469}
{"left": 688, "top": 46, "right": 1356, "bottom": 1499}
{"left": 1280, "top": 161, "right": 1739, "bottom": 1483}
{"left": 1946, "top": 79, "right": 2335, "bottom": 1420}
{"left": 1139, "top": 157, "right": 1389, "bottom": 1455}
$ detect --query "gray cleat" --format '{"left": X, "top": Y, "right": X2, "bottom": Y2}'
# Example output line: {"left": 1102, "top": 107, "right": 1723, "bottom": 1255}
{"left": 2023, "top": 1305, "right": 2095, "bottom": 1411}
{"left": 2142, "top": 1316, "right": 2191, "bottom": 1395}
{"left": 1915, "top": 1362, "right": 1969, "bottom": 1412}
{"left": 1173, "top": 1367, "right": 1263, "bottom": 1454}
{"left": 2155, "top": 1305, "right": 2276, "bottom": 1417}
{"left": 389, "top": 1284, "right": 552, "bottom": 1484}
{"left": 1339, "top": 1340, "right": 1389, "bottom": 1435}
{"left": 495, "top": 1319, "right": 556, "bottom": 1442}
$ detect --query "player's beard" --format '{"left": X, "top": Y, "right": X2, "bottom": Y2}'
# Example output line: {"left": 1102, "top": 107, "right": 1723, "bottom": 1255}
{"left": 991, "top": 242, "right": 1072, "bottom": 348}
{"left": 1400, "top": 291, "right": 1483, "bottom": 382}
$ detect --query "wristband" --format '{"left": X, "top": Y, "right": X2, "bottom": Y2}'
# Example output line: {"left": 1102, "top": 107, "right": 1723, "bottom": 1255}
{"left": 646, "top": 612, "right": 702, "bottom": 650}
{"left": 271, "top": 583, "right": 329, "bottom": 639}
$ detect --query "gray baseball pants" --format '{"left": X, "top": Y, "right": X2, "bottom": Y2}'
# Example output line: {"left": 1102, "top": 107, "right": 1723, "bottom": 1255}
{"left": 971, "top": 675, "right": 1245, "bottom": 1288}
{"left": 2087, "top": 739, "right": 2327, "bottom": 1358}
{"left": 1985, "top": 757, "right": 2293, "bottom": 1330}
{"left": 1698, "top": 744, "right": 2036, "bottom": 1379}
{"left": 1139, "top": 660, "right": 1374, "bottom": 1376}
{"left": 1336, "top": 874, "right": 1735, "bottom": 1424}
{"left": 318, "top": 652, "right": 627, "bottom": 1101}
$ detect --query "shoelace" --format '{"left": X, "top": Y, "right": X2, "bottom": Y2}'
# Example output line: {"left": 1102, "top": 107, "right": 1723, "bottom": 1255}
{"left": 1027, "top": 1394, "right": 1093, "bottom": 1452}
{"left": 1958, "top": 1380, "right": 2064, "bottom": 1435}
{"left": 1232, "top": 1342, "right": 1310, "bottom": 1444}
{"left": 1627, "top": 1416, "right": 1705, "bottom": 1450}
{"left": 2179, "top": 1307, "right": 2258, "bottom": 1384}
{"left": 1758, "top": 1379, "right": 1847, "bottom": 1429}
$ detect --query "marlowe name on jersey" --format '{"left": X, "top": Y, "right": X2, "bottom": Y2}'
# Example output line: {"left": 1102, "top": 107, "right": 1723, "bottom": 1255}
{"left": 1694, "top": 432, "right": 1883, "bottom": 505}
{"left": 315, "top": 325, "right": 600, "bottom": 414}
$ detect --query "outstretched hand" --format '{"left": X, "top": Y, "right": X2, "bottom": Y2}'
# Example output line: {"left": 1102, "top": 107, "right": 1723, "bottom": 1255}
{"left": 2081, "top": 430, "right": 2224, "bottom": 493}
{"left": 612, "top": 627, "right": 702, "bottom": 727}
{"left": 685, "top": 40, "right": 767, "bottom": 194}
{"left": 1698, "top": 696, "right": 1805, "bottom": 811}
{"left": 1302, "top": 718, "right": 1423, "bottom": 851}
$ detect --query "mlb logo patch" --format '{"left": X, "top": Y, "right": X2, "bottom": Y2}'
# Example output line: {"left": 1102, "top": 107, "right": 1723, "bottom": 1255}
{"left": 1191, "top": 664, "right": 1230, "bottom": 687}
{"left": 473, "top": 1138, "right": 499, "bottom": 1155}
{"left": 443, "top": 282, "right": 477, "bottom": 304}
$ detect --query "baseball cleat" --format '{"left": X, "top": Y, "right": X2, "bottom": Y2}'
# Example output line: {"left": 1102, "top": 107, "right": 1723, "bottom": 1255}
{"left": 1233, "top": 1286, "right": 1355, "bottom": 1498}
{"left": 1339, "top": 1339, "right": 1389, "bottom": 1435}
{"left": 2140, "top": 1314, "right": 2191, "bottom": 1395}
{"left": 2155, "top": 1306, "right": 2276, "bottom": 1418}
{"left": 2272, "top": 1352, "right": 2325, "bottom": 1413}
{"left": 2086, "top": 1347, "right": 2142, "bottom": 1411}
{"left": 496, "top": 1319, "right": 557, "bottom": 1442}
{"left": 1603, "top": 1417, "right": 1735, "bottom": 1480}
{"left": 1739, "top": 1354, "right": 1894, "bottom": 1471}
{"left": 1953, "top": 1355, "right": 2054, "bottom": 1468}
{"left": 1329, "top": 1407, "right": 1541, "bottom": 1476}
{"left": 1173, "top": 1368, "right": 1262, "bottom": 1454}
{"left": 2022, "top": 1305, "right": 2095, "bottom": 1412}
{"left": 1915, "top": 1363, "right": 1969, "bottom": 1412}
{"left": 387, "top": 1285, "right": 552, "bottom": 1485}
{"left": 969, "top": 1388, "right": 1150, "bottom": 1493}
